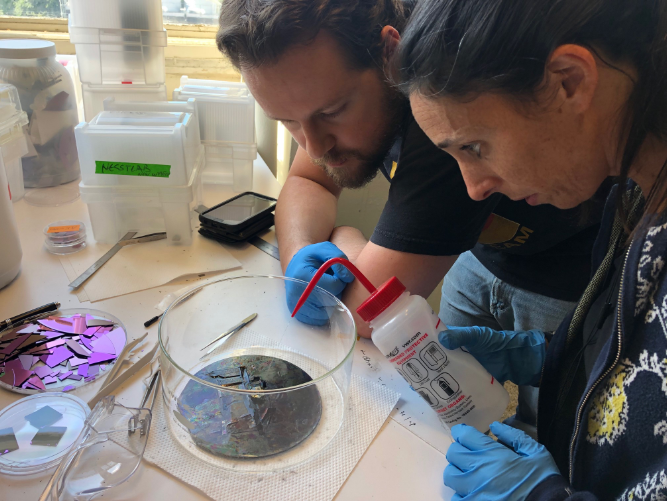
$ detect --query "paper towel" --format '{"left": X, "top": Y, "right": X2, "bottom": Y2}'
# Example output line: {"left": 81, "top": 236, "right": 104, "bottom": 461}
{"left": 144, "top": 330, "right": 399, "bottom": 501}
{"left": 145, "top": 376, "right": 397, "bottom": 501}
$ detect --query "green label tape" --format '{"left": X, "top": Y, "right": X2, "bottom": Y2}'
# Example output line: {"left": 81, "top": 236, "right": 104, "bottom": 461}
{"left": 95, "top": 161, "right": 171, "bottom": 178}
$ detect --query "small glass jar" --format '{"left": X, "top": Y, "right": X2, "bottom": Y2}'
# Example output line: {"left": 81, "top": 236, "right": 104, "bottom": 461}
{"left": 0, "top": 40, "right": 80, "bottom": 193}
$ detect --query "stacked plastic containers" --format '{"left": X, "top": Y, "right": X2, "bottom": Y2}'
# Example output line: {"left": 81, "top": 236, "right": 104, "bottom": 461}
{"left": 0, "top": 84, "right": 28, "bottom": 202}
{"left": 68, "top": 0, "right": 168, "bottom": 121}
{"left": 173, "top": 77, "right": 256, "bottom": 192}
{"left": 75, "top": 98, "right": 204, "bottom": 245}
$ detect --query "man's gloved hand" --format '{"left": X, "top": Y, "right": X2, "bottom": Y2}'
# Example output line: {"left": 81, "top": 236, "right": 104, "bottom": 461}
{"left": 285, "top": 242, "right": 355, "bottom": 325}
{"left": 445, "top": 422, "right": 562, "bottom": 500}
{"left": 439, "top": 326, "right": 546, "bottom": 386}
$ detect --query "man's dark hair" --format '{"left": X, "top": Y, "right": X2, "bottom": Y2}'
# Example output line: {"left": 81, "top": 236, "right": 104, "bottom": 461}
{"left": 217, "top": 0, "right": 412, "bottom": 71}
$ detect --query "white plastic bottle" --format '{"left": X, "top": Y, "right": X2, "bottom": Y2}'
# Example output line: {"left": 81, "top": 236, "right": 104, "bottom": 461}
{"left": 357, "top": 277, "right": 509, "bottom": 432}
{"left": 0, "top": 159, "right": 22, "bottom": 289}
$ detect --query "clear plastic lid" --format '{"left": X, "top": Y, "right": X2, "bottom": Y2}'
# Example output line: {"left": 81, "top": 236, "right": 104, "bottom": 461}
{"left": 0, "top": 393, "right": 90, "bottom": 475}
{"left": 93, "top": 111, "right": 185, "bottom": 127}
{"left": 175, "top": 77, "right": 254, "bottom": 103}
{"left": 0, "top": 39, "right": 56, "bottom": 60}
{"left": 43, "top": 220, "right": 87, "bottom": 255}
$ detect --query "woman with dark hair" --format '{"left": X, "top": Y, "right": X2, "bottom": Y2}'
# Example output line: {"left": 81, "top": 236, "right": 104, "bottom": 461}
{"left": 398, "top": 0, "right": 667, "bottom": 499}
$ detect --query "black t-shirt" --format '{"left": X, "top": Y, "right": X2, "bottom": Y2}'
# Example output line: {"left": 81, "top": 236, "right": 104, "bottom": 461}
{"left": 370, "top": 114, "right": 606, "bottom": 302}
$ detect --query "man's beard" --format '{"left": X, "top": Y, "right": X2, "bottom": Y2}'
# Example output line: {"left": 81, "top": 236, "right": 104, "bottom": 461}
{"left": 311, "top": 85, "right": 408, "bottom": 189}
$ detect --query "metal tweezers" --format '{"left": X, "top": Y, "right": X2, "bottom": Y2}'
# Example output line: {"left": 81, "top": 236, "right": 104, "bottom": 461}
{"left": 68, "top": 231, "right": 167, "bottom": 290}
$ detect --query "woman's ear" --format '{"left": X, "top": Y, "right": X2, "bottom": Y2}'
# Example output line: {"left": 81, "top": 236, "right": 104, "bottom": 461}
{"left": 546, "top": 44, "right": 599, "bottom": 114}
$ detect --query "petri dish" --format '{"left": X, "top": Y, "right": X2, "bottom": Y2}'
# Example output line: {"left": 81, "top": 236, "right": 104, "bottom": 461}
{"left": 0, "top": 308, "right": 127, "bottom": 395}
{"left": 43, "top": 220, "right": 87, "bottom": 255}
{"left": 0, "top": 392, "right": 90, "bottom": 475}
{"left": 159, "top": 275, "right": 356, "bottom": 472}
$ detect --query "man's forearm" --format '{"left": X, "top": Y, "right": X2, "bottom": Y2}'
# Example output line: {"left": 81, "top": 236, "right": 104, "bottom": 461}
{"left": 275, "top": 175, "right": 339, "bottom": 273}
{"left": 330, "top": 230, "right": 459, "bottom": 338}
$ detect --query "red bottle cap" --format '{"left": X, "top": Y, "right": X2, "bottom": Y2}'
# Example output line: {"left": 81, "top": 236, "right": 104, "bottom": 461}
{"left": 356, "top": 277, "right": 406, "bottom": 322}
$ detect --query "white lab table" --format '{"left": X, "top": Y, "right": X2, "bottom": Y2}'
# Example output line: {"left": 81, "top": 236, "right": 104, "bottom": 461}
{"left": 0, "top": 158, "right": 450, "bottom": 500}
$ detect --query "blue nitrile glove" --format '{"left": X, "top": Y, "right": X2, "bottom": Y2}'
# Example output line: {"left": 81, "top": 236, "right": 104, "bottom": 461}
{"left": 444, "top": 422, "right": 562, "bottom": 500}
{"left": 439, "top": 326, "right": 546, "bottom": 386}
{"left": 285, "top": 242, "right": 355, "bottom": 325}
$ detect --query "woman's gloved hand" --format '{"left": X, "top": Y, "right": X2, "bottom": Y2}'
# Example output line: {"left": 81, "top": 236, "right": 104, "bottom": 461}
{"left": 445, "top": 422, "right": 562, "bottom": 500}
{"left": 439, "top": 326, "right": 546, "bottom": 386}
{"left": 285, "top": 242, "right": 355, "bottom": 325}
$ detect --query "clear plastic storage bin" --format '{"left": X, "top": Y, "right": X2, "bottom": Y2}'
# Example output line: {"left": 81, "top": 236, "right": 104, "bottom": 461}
{"left": 202, "top": 141, "right": 256, "bottom": 192}
{"left": 0, "top": 40, "right": 80, "bottom": 190}
{"left": 75, "top": 99, "right": 201, "bottom": 187}
{"left": 80, "top": 149, "right": 204, "bottom": 245}
{"left": 173, "top": 77, "right": 256, "bottom": 192}
{"left": 68, "top": 0, "right": 164, "bottom": 31}
{"left": 81, "top": 82, "right": 167, "bottom": 121}
{"left": 173, "top": 77, "right": 255, "bottom": 143}
{"left": 70, "top": 27, "right": 167, "bottom": 86}
{"left": 0, "top": 84, "right": 29, "bottom": 202}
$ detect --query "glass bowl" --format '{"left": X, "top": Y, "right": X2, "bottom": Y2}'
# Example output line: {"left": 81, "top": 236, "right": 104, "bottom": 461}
{"left": 158, "top": 275, "right": 356, "bottom": 472}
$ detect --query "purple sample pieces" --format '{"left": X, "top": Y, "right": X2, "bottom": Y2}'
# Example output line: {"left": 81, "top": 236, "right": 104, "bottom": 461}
{"left": 79, "top": 336, "right": 95, "bottom": 351}
{"left": 18, "top": 355, "right": 33, "bottom": 371}
{"left": 65, "top": 339, "right": 90, "bottom": 358}
{"left": 17, "top": 324, "right": 42, "bottom": 334}
{"left": 0, "top": 312, "right": 123, "bottom": 392}
{"left": 88, "top": 352, "right": 115, "bottom": 365}
{"left": 45, "top": 339, "right": 66, "bottom": 349}
{"left": 44, "top": 346, "right": 74, "bottom": 368}
{"left": 82, "top": 327, "right": 100, "bottom": 338}
{"left": 25, "top": 376, "right": 46, "bottom": 391}
{"left": 106, "top": 328, "right": 126, "bottom": 355}
{"left": 62, "top": 385, "right": 75, "bottom": 392}
{"left": 0, "top": 334, "right": 31, "bottom": 355}
{"left": 85, "top": 317, "right": 114, "bottom": 328}
{"left": 34, "top": 366, "right": 53, "bottom": 379}
{"left": 90, "top": 335, "right": 115, "bottom": 355}
{"left": 72, "top": 315, "right": 86, "bottom": 335}
{"left": 68, "top": 357, "right": 87, "bottom": 368}
{"left": 38, "top": 317, "right": 75, "bottom": 334}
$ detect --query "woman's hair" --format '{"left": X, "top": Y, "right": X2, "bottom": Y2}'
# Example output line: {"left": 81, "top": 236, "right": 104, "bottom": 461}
{"left": 398, "top": 0, "right": 667, "bottom": 224}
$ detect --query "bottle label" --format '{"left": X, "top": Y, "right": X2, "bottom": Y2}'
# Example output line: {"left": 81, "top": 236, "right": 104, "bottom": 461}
{"left": 385, "top": 330, "right": 478, "bottom": 426}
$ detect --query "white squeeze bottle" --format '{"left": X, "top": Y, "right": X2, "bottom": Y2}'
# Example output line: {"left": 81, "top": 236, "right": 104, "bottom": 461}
{"left": 0, "top": 158, "right": 22, "bottom": 289}
{"left": 291, "top": 258, "right": 509, "bottom": 433}
{"left": 356, "top": 276, "right": 509, "bottom": 432}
